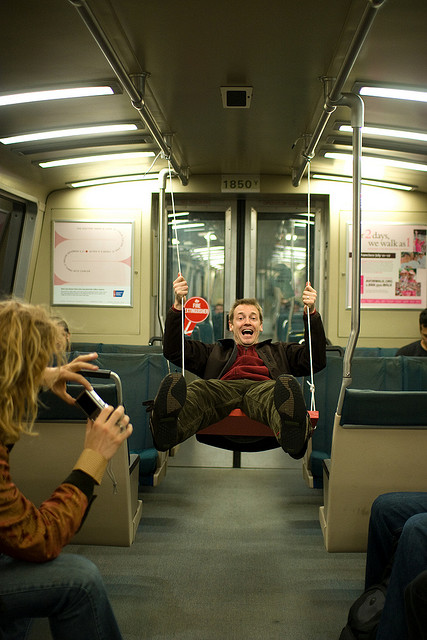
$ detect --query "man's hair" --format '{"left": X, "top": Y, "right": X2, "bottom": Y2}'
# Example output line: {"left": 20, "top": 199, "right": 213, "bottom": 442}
{"left": 229, "top": 298, "right": 263, "bottom": 324}
{"left": 419, "top": 309, "right": 427, "bottom": 328}
{"left": 0, "top": 300, "right": 64, "bottom": 443}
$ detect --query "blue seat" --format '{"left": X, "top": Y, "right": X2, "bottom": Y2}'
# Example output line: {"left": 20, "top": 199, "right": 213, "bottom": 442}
{"left": 69, "top": 347, "right": 177, "bottom": 486}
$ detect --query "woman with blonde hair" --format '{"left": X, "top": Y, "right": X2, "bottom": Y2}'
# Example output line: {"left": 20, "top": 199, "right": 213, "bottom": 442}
{"left": 0, "top": 299, "right": 132, "bottom": 639}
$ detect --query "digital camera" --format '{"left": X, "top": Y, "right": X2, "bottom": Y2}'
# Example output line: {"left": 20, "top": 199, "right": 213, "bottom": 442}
{"left": 75, "top": 388, "right": 109, "bottom": 420}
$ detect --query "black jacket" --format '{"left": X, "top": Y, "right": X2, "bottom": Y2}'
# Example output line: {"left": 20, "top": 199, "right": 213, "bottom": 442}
{"left": 163, "top": 307, "right": 327, "bottom": 380}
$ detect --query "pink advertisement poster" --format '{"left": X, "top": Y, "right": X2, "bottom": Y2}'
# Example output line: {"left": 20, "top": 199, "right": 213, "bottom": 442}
{"left": 52, "top": 221, "right": 133, "bottom": 306}
{"left": 347, "top": 223, "right": 426, "bottom": 309}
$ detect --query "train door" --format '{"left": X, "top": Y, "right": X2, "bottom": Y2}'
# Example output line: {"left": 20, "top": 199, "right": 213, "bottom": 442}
{"left": 245, "top": 197, "right": 327, "bottom": 344}
{"left": 164, "top": 194, "right": 327, "bottom": 468}
{"left": 165, "top": 198, "right": 237, "bottom": 343}
{"left": 0, "top": 193, "right": 38, "bottom": 299}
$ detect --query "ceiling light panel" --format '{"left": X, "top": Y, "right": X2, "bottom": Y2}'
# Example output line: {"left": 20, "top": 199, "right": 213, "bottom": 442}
{"left": 68, "top": 173, "right": 161, "bottom": 188}
{"left": 0, "top": 124, "right": 139, "bottom": 145}
{"left": 38, "top": 151, "right": 155, "bottom": 168}
{"left": 324, "top": 151, "right": 427, "bottom": 173}
{"left": 353, "top": 83, "right": 427, "bottom": 103}
{"left": 311, "top": 173, "right": 414, "bottom": 191}
{"left": 0, "top": 85, "right": 117, "bottom": 107}
{"left": 338, "top": 124, "right": 427, "bottom": 143}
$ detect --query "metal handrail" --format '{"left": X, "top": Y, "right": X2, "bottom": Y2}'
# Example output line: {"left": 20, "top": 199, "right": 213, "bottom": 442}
{"left": 292, "top": 0, "right": 386, "bottom": 187}
{"left": 69, "top": 0, "right": 189, "bottom": 185}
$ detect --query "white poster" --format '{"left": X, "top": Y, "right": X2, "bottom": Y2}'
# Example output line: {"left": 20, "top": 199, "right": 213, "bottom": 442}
{"left": 347, "top": 223, "right": 427, "bottom": 309}
{"left": 52, "top": 221, "right": 133, "bottom": 306}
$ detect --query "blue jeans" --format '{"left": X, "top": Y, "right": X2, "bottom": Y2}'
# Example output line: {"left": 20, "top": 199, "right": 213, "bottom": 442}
{"left": 0, "top": 553, "right": 123, "bottom": 640}
{"left": 365, "top": 492, "right": 427, "bottom": 640}
{"left": 405, "top": 570, "right": 427, "bottom": 640}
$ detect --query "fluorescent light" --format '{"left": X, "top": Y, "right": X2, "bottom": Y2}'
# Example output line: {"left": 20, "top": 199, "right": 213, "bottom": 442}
{"left": 312, "top": 173, "right": 413, "bottom": 191}
{"left": 1, "top": 124, "right": 138, "bottom": 145}
{"left": 193, "top": 246, "right": 225, "bottom": 254}
{"left": 168, "top": 212, "right": 190, "bottom": 218}
{"left": 68, "top": 173, "right": 160, "bottom": 188}
{"left": 324, "top": 152, "right": 427, "bottom": 173}
{"left": 39, "top": 151, "right": 155, "bottom": 168}
{"left": 170, "top": 223, "right": 205, "bottom": 230}
{"left": 0, "top": 86, "right": 115, "bottom": 107}
{"left": 339, "top": 124, "right": 427, "bottom": 143}
{"left": 358, "top": 86, "right": 427, "bottom": 103}
{"left": 168, "top": 219, "right": 201, "bottom": 226}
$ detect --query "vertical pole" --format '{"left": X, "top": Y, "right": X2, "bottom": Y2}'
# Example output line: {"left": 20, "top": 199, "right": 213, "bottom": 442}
{"left": 336, "top": 93, "right": 364, "bottom": 414}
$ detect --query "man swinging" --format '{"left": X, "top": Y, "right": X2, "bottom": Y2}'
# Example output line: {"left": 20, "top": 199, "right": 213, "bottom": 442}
{"left": 148, "top": 273, "right": 327, "bottom": 459}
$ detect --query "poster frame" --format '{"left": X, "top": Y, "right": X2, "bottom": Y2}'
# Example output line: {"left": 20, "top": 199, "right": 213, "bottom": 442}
{"left": 51, "top": 219, "right": 134, "bottom": 307}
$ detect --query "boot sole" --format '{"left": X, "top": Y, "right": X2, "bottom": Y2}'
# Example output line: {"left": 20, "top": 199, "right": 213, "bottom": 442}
{"left": 274, "top": 375, "right": 308, "bottom": 457}
{"left": 150, "top": 373, "right": 186, "bottom": 450}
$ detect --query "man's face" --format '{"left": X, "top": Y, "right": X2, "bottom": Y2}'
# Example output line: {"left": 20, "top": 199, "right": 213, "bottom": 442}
{"left": 229, "top": 304, "right": 263, "bottom": 346}
{"left": 420, "top": 324, "right": 427, "bottom": 350}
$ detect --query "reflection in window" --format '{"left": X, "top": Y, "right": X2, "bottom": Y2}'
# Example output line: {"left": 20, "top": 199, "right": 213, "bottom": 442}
{"left": 256, "top": 213, "right": 314, "bottom": 342}
{"left": 167, "top": 210, "right": 225, "bottom": 343}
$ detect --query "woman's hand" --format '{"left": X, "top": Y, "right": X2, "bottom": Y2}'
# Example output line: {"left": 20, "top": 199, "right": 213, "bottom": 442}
{"left": 42, "top": 353, "right": 99, "bottom": 405}
{"left": 84, "top": 405, "right": 133, "bottom": 461}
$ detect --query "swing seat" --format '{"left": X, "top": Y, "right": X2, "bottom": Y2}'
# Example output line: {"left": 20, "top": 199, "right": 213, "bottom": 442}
{"left": 198, "top": 408, "right": 274, "bottom": 437}
{"left": 196, "top": 409, "right": 280, "bottom": 457}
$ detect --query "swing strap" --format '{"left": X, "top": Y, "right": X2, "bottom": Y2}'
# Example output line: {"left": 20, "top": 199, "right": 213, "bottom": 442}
{"left": 167, "top": 159, "right": 186, "bottom": 375}
{"left": 305, "top": 164, "right": 318, "bottom": 429}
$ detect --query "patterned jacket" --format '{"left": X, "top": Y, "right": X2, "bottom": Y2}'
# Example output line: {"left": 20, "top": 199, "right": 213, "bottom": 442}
{"left": 0, "top": 443, "right": 99, "bottom": 562}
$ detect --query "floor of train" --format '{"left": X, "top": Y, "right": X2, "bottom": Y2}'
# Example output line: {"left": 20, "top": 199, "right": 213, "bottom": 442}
{"left": 29, "top": 465, "right": 366, "bottom": 640}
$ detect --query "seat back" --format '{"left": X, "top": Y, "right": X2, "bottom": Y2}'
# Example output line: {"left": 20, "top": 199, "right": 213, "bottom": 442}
{"left": 11, "top": 373, "right": 142, "bottom": 546}
{"left": 319, "top": 388, "right": 427, "bottom": 552}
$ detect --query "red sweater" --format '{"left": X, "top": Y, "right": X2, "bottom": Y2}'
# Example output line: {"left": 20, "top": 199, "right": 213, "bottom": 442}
{"left": 221, "top": 344, "right": 270, "bottom": 381}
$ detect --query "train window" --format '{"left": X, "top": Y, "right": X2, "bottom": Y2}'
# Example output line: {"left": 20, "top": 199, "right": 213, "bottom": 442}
{"left": 164, "top": 196, "right": 325, "bottom": 345}
{"left": 0, "top": 194, "right": 37, "bottom": 299}
{"left": 167, "top": 209, "right": 226, "bottom": 342}
{"left": 250, "top": 207, "right": 319, "bottom": 343}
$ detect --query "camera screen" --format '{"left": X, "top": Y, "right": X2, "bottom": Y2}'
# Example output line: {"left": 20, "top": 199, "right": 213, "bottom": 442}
{"left": 75, "top": 389, "right": 105, "bottom": 419}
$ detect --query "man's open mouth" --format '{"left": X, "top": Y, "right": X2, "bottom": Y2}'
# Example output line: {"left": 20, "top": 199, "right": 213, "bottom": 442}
{"left": 242, "top": 329, "right": 253, "bottom": 335}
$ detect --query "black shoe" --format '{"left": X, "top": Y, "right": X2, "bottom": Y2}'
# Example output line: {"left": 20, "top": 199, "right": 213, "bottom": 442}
{"left": 149, "top": 373, "right": 187, "bottom": 451}
{"left": 273, "top": 374, "right": 310, "bottom": 459}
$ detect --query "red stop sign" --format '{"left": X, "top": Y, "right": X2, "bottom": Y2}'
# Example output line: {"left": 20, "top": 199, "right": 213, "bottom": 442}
{"left": 184, "top": 297, "right": 210, "bottom": 335}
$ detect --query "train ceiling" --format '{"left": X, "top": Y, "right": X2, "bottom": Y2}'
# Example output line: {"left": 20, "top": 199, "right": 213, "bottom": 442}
{"left": 1, "top": 0, "right": 426, "bottom": 193}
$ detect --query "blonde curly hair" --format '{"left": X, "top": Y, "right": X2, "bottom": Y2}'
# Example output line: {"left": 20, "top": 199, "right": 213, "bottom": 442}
{"left": 0, "top": 300, "right": 64, "bottom": 444}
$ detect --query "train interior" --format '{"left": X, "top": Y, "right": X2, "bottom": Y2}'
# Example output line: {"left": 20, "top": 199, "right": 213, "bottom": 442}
{"left": 1, "top": 0, "right": 427, "bottom": 638}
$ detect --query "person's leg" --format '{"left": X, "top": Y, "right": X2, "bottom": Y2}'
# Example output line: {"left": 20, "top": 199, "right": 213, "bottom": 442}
{"left": 365, "top": 492, "right": 427, "bottom": 589}
{"left": 150, "top": 374, "right": 251, "bottom": 450}
{"left": 177, "top": 378, "right": 251, "bottom": 438}
{"left": 376, "top": 512, "right": 427, "bottom": 640}
{"left": 242, "top": 375, "right": 310, "bottom": 458}
{"left": 405, "top": 569, "right": 427, "bottom": 640}
{"left": 0, "top": 553, "right": 123, "bottom": 640}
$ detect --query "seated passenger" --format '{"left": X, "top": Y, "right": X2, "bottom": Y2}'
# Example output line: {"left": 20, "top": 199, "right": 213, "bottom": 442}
{"left": 212, "top": 302, "right": 224, "bottom": 341}
{"left": 51, "top": 314, "right": 72, "bottom": 351}
{"left": 344, "top": 491, "right": 427, "bottom": 639}
{"left": 396, "top": 308, "right": 427, "bottom": 356}
{"left": 0, "top": 300, "right": 132, "bottom": 640}
{"left": 148, "top": 273, "right": 326, "bottom": 458}
{"left": 405, "top": 569, "right": 427, "bottom": 639}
